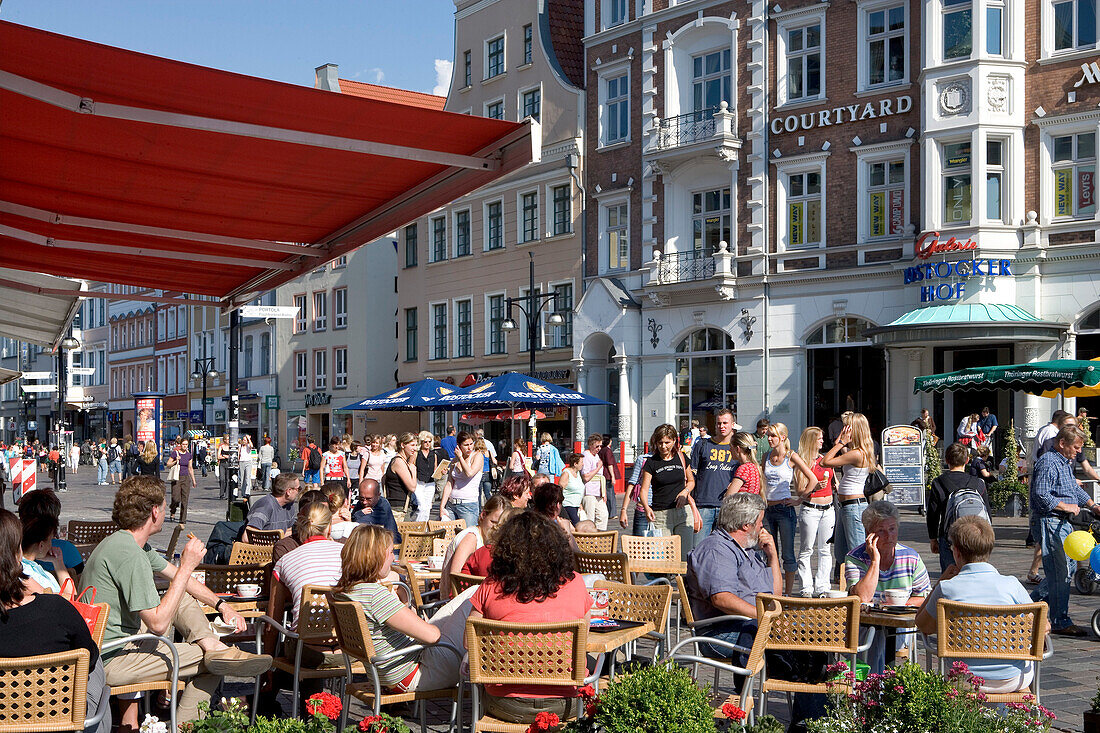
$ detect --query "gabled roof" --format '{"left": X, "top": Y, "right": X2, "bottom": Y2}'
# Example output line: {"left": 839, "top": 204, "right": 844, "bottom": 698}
{"left": 337, "top": 79, "right": 447, "bottom": 110}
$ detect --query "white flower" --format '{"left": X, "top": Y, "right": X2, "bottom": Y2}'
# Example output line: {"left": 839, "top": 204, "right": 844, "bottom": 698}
{"left": 139, "top": 714, "right": 167, "bottom": 733}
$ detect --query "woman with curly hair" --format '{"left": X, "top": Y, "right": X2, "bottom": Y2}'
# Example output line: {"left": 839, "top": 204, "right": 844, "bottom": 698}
{"left": 531, "top": 480, "right": 576, "bottom": 536}
{"left": 497, "top": 473, "right": 532, "bottom": 508}
{"left": 468, "top": 511, "right": 592, "bottom": 723}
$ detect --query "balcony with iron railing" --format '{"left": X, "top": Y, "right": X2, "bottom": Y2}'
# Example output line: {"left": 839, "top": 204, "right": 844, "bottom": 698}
{"left": 650, "top": 102, "right": 740, "bottom": 164}
{"left": 642, "top": 241, "right": 737, "bottom": 304}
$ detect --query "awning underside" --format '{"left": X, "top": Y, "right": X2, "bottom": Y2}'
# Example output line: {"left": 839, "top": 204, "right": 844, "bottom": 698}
{"left": 0, "top": 267, "right": 84, "bottom": 347}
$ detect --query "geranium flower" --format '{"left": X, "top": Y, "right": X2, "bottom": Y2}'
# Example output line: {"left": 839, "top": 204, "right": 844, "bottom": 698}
{"left": 527, "top": 711, "right": 560, "bottom": 733}
{"left": 721, "top": 703, "right": 747, "bottom": 721}
{"left": 577, "top": 684, "right": 596, "bottom": 699}
{"left": 306, "top": 692, "right": 343, "bottom": 720}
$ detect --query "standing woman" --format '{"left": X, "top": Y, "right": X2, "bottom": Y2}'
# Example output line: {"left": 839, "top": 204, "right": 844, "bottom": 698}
{"left": 383, "top": 432, "right": 419, "bottom": 523}
{"left": 346, "top": 441, "right": 363, "bottom": 497}
{"left": 794, "top": 427, "right": 836, "bottom": 597}
{"left": 476, "top": 436, "right": 495, "bottom": 503}
{"left": 136, "top": 440, "right": 160, "bottom": 476}
{"left": 96, "top": 439, "right": 109, "bottom": 486}
{"left": 821, "top": 412, "right": 878, "bottom": 582}
{"left": 636, "top": 424, "right": 701, "bottom": 561}
{"left": 217, "top": 438, "right": 233, "bottom": 499}
{"left": 321, "top": 436, "right": 351, "bottom": 490}
{"left": 238, "top": 434, "right": 255, "bottom": 498}
{"left": 726, "top": 432, "right": 763, "bottom": 495}
{"left": 439, "top": 431, "right": 483, "bottom": 528}
{"left": 534, "top": 433, "right": 564, "bottom": 480}
{"left": 413, "top": 431, "right": 438, "bottom": 523}
{"left": 760, "top": 422, "right": 818, "bottom": 595}
{"left": 508, "top": 438, "right": 529, "bottom": 478}
{"left": 556, "top": 453, "right": 586, "bottom": 526}
{"left": 362, "top": 435, "right": 388, "bottom": 485}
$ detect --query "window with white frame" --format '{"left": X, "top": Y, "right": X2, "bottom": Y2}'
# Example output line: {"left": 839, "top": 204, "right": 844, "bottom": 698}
{"left": 606, "top": 202, "right": 629, "bottom": 271}
{"left": 488, "top": 294, "right": 506, "bottom": 354}
{"left": 1052, "top": 131, "right": 1097, "bottom": 218}
{"left": 943, "top": 0, "right": 973, "bottom": 59}
{"left": 866, "top": 157, "right": 907, "bottom": 238}
{"left": 1053, "top": 0, "right": 1097, "bottom": 51}
{"left": 548, "top": 283, "right": 573, "bottom": 348}
{"left": 781, "top": 20, "right": 822, "bottom": 103}
{"left": 693, "top": 50, "right": 732, "bottom": 113}
{"left": 522, "top": 88, "right": 540, "bottom": 121}
{"left": 314, "top": 349, "right": 327, "bottom": 390}
{"left": 431, "top": 216, "right": 447, "bottom": 261}
{"left": 521, "top": 191, "right": 539, "bottom": 243}
{"left": 295, "top": 351, "right": 308, "bottom": 390}
{"left": 942, "top": 140, "right": 973, "bottom": 225}
{"left": 406, "top": 308, "right": 418, "bottom": 361}
{"left": 604, "top": 74, "right": 629, "bottom": 145}
{"left": 486, "top": 99, "right": 504, "bottom": 120}
{"left": 333, "top": 256, "right": 347, "bottom": 268}
{"left": 405, "top": 224, "right": 418, "bottom": 267}
{"left": 243, "top": 335, "right": 253, "bottom": 378}
{"left": 464, "top": 50, "right": 472, "bottom": 86}
{"left": 607, "top": 0, "right": 627, "bottom": 28}
{"left": 986, "top": 139, "right": 1006, "bottom": 222}
{"left": 432, "top": 303, "right": 448, "bottom": 360}
{"left": 552, "top": 184, "right": 571, "bottom": 235}
{"left": 334, "top": 347, "right": 347, "bottom": 389}
{"left": 486, "top": 201, "right": 503, "bottom": 250}
{"left": 294, "top": 294, "right": 306, "bottom": 332}
{"left": 784, "top": 169, "right": 823, "bottom": 248}
{"left": 692, "top": 188, "right": 732, "bottom": 255}
{"left": 987, "top": 1, "right": 1004, "bottom": 55}
{"left": 259, "top": 332, "right": 270, "bottom": 374}
{"left": 313, "top": 291, "right": 327, "bottom": 331}
{"left": 864, "top": 4, "right": 906, "bottom": 87}
{"left": 523, "top": 24, "right": 533, "bottom": 64}
{"left": 455, "top": 210, "right": 471, "bottom": 256}
{"left": 487, "top": 36, "right": 505, "bottom": 78}
{"left": 455, "top": 299, "right": 472, "bottom": 357}
{"left": 334, "top": 286, "right": 348, "bottom": 329}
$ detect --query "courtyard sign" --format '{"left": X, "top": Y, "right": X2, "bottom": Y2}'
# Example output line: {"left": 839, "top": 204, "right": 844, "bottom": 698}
{"left": 1073, "top": 60, "right": 1100, "bottom": 87}
{"left": 770, "top": 95, "right": 912, "bottom": 134}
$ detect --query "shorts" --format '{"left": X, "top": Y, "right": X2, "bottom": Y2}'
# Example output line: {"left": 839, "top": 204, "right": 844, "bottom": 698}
{"left": 303, "top": 469, "right": 321, "bottom": 484}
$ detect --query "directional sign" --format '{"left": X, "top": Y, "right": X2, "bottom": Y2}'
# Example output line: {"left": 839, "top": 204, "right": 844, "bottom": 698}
{"left": 22, "top": 384, "right": 58, "bottom": 393}
{"left": 240, "top": 305, "right": 299, "bottom": 319}
{"left": 20, "top": 371, "right": 52, "bottom": 380}
{"left": 71, "top": 367, "right": 97, "bottom": 376}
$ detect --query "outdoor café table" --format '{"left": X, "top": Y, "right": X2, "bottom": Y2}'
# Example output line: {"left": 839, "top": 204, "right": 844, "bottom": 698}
{"left": 860, "top": 605, "right": 919, "bottom": 672}
{"left": 587, "top": 620, "right": 656, "bottom": 680}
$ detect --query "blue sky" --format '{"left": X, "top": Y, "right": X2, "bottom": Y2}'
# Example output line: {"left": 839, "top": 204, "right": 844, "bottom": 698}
{"left": 0, "top": 1, "right": 457, "bottom": 94}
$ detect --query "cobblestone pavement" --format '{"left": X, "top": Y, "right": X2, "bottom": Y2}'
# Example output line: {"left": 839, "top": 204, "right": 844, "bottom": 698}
{"left": 41, "top": 469, "right": 1100, "bottom": 731}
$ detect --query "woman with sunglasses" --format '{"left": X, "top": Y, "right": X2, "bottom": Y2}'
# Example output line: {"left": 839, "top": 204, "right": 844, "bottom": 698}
{"left": 412, "top": 431, "right": 438, "bottom": 522}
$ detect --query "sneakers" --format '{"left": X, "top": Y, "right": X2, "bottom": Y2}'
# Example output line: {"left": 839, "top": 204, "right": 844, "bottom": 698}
{"left": 203, "top": 647, "right": 273, "bottom": 676}
{"left": 1051, "top": 624, "right": 1088, "bottom": 637}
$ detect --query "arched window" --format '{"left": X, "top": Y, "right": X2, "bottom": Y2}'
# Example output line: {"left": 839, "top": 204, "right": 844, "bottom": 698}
{"left": 1079, "top": 306, "right": 1100, "bottom": 333}
{"left": 804, "top": 317, "right": 873, "bottom": 346}
{"left": 674, "top": 328, "right": 736, "bottom": 432}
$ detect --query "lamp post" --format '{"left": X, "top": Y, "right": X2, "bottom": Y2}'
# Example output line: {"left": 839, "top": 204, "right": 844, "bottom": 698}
{"left": 55, "top": 331, "right": 81, "bottom": 493}
{"left": 189, "top": 357, "right": 219, "bottom": 435}
{"left": 500, "top": 253, "right": 565, "bottom": 376}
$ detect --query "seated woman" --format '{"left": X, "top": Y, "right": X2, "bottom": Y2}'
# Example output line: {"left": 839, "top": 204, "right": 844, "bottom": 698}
{"left": 468, "top": 511, "right": 593, "bottom": 724}
{"left": 0, "top": 509, "right": 110, "bottom": 732}
{"left": 462, "top": 506, "right": 523, "bottom": 577}
{"left": 530, "top": 481, "right": 577, "bottom": 537}
{"left": 916, "top": 516, "right": 1046, "bottom": 693}
{"left": 322, "top": 482, "right": 358, "bottom": 541}
{"left": 17, "top": 488, "right": 84, "bottom": 576}
{"left": 497, "top": 474, "right": 532, "bottom": 509}
{"left": 20, "top": 508, "right": 70, "bottom": 592}
{"left": 440, "top": 495, "right": 509, "bottom": 598}
{"left": 334, "top": 524, "right": 473, "bottom": 691}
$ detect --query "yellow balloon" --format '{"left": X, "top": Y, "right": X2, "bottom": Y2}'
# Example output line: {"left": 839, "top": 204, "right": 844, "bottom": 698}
{"left": 1063, "top": 530, "right": 1097, "bottom": 562}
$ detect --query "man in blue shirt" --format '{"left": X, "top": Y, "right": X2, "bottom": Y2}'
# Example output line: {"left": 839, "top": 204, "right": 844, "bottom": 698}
{"left": 440, "top": 426, "right": 457, "bottom": 460}
{"left": 689, "top": 409, "right": 740, "bottom": 545}
{"left": 352, "top": 478, "right": 401, "bottom": 545}
{"left": 1029, "top": 426, "right": 1100, "bottom": 635}
{"left": 978, "top": 406, "right": 998, "bottom": 451}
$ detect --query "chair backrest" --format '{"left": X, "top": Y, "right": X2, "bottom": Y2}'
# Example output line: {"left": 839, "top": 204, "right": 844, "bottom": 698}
{"left": 0, "top": 649, "right": 90, "bottom": 732}
{"left": 246, "top": 529, "right": 283, "bottom": 546}
{"left": 229, "top": 541, "right": 275, "bottom": 566}
{"left": 620, "top": 534, "right": 681, "bottom": 574}
{"left": 399, "top": 530, "right": 445, "bottom": 564}
{"left": 328, "top": 594, "right": 380, "bottom": 664}
{"left": 741, "top": 602, "right": 782, "bottom": 678}
{"left": 432, "top": 538, "right": 449, "bottom": 557}
{"left": 67, "top": 520, "right": 119, "bottom": 546}
{"left": 449, "top": 571, "right": 485, "bottom": 597}
{"left": 90, "top": 602, "right": 110, "bottom": 647}
{"left": 428, "top": 519, "right": 466, "bottom": 542}
{"left": 466, "top": 617, "right": 588, "bottom": 689}
{"left": 755, "top": 593, "right": 861, "bottom": 655}
{"left": 297, "top": 585, "right": 338, "bottom": 646}
{"left": 397, "top": 521, "right": 428, "bottom": 539}
{"left": 573, "top": 530, "right": 620, "bottom": 555}
{"left": 573, "top": 551, "right": 631, "bottom": 584}
{"left": 163, "top": 522, "right": 185, "bottom": 559}
{"left": 937, "top": 599, "right": 1047, "bottom": 663}
{"left": 594, "top": 579, "right": 672, "bottom": 631}
{"left": 196, "top": 563, "right": 270, "bottom": 594}
{"left": 676, "top": 575, "right": 696, "bottom": 627}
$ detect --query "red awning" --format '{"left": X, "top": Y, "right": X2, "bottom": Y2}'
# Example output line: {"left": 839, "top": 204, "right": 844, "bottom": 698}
{"left": 0, "top": 21, "right": 536, "bottom": 306}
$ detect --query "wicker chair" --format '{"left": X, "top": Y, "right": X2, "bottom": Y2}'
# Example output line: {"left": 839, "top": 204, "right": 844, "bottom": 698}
{"left": 89, "top": 602, "right": 110, "bottom": 648}
{"left": 619, "top": 534, "right": 683, "bottom": 575}
{"left": 244, "top": 528, "right": 283, "bottom": 546}
{"left": 466, "top": 618, "right": 598, "bottom": 733}
{"left": 229, "top": 541, "right": 275, "bottom": 566}
{"left": 397, "top": 521, "right": 429, "bottom": 539}
{"left": 931, "top": 599, "right": 1052, "bottom": 704}
{"left": 399, "top": 530, "right": 445, "bottom": 565}
{"left": 428, "top": 519, "right": 466, "bottom": 542}
{"left": 67, "top": 520, "right": 119, "bottom": 547}
{"left": 448, "top": 571, "right": 485, "bottom": 598}
{"left": 100, "top": 633, "right": 183, "bottom": 733}
{"left": 252, "top": 585, "right": 366, "bottom": 718}
{"left": 573, "top": 551, "right": 631, "bottom": 584}
{"left": 328, "top": 595, "right": 461, "bottom": 733}
{"left": 593, "top": 579, "right": 672, "bottom": 659}
{"left": 0, "top": 648, "right": 109, "bottom": 733}
{"left": 573, "top": 530, "right": 620, "bottom": 554}
{"left": 196, "top": 563, "right": 270, "bottom": 594}
{"left": 432, "top": 538, "right": 450, "bottom": 557}
{"left": 404, "top": 564, "right": 446, "bottom": 618}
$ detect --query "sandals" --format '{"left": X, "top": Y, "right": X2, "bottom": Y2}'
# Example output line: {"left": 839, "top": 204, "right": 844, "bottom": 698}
{"left": 1025, "top": 573, "right": 1041, "bottom": 584}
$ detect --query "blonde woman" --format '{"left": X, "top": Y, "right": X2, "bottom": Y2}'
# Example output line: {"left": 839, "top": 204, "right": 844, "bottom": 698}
{"left": 383, "top": 433, "right": 419, "bottom": 523}
{"left": 794, "top": 427, "right": 836, "bottom": 596}
{"left": 135, "top": 440, "right": 160, "bottom": 476}
{"left": 726, "top": 432, "right": 763, "bottom": 495}
{"left": 362, "top": 434, "right": 388, "bottom": 484}
{"left": 760, "top": 422, "right": 818, "bottom": 595}
{"left": 822, "top": 412, "right": 878, "bottom": 567}
{"left": 413, "top": 430, "right": 438, "bottom": 522}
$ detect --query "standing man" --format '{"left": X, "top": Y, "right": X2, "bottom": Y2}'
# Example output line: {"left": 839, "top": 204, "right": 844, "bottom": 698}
{"left": 754, "top": 419, "right": 771, "bottom": 463}
{"left": 301, "top": 436, "right": 321, "bottom": 489}
{"left": 979, "top": 406, "right": 998, "bottom": 453}
{"left": 689, "top": 409, "right": 740, "bottom": 543}
{"left": 441, "top": 426, "right": 458, "bottom": 460}
{"left": 597, "top": 434, "right": 620, "bottom": 519}
{"left": 258, "top": 436, "right": 275, "bottom": 492}
{"left": 1029, "top": 426, "right": 1100, "bottom": 636}
{"left": 1032, "top": 410, "right": 1067, "bottom": 466}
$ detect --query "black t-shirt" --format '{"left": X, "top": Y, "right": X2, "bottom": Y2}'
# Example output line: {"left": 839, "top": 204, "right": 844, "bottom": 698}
{"left": 0, "top": 593, "right": 99, "bottom": 666}
{"left": 415, "top": 449, "right": 436, "bottom": 480}
{"left": 925, "top": 470, "right": 989, "bottom": 540}
{"left": 643, "top": 453, "right": 688, "bottom": 511}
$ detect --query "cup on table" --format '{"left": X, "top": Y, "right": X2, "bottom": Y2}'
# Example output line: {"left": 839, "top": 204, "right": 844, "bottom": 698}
{"left": 235, "top": 583, "right": 260, "bottom": 598}
{"left": 882, "top": 588, "right": 910, "bottom": 606}
{"left": 427, "top": 556, "right": 445, "bottom": 571}
{"left": 823, "top": 589, "right": 848, "bottom": 599}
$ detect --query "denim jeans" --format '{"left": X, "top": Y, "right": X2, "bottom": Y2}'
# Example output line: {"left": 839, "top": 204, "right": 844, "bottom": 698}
{"left": 764, "top": 504, "right": 797, "bottom": 573}
{"left": 446, "top": 499, "right": 481, "bottom": 529}
{"left": 1030, "top": 516, "right": 1076, "bottom": 629}
{"left": 97, "top": 458, "right": 108, "bottom": 484}
{"left": 937, "top": 534, "right": 955, "bottom": 574}
{"left": 838, "top": 500, "right": 867, "bottom": 564}
{"left": 260, "top": 463, "right": 272, "bottom": 491}
{"left": 695, "top": 506, "right": 720, "bottom": 548}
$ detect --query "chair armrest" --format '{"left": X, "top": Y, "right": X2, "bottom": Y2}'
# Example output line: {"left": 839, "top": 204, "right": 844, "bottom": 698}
{"left": 692, "top": 614, "right": 754, "bottom": 632}
{"left": 642, "top": 577, "right": 672, "bottom": 587}
{"left": 252, "top": 614, "right": 299, "bottom": 640}
{"left": 371, "top": 640, "right": 462, "bottom": 666}
{"left": 1042, "top": 634, "right": 1054, "bottom": 660}
{"left": 856, "top": 627, "right": 876, "bottom": 654}
{"left": 666, "top": 635, "right": 751, "bottom": 660}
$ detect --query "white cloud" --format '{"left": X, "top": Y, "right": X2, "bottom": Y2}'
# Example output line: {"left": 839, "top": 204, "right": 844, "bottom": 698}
{"left": 349, "top": 67, "right": 385, "bottom": 84}
{"left": 432, "top": 58, "right": 453, "bottom": 97}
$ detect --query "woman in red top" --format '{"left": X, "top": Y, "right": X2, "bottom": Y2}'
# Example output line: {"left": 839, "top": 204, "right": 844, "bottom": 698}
{"left": 726, "top": 432, "right": 763, "bottom": 495}
{"left": 461, "top": 506, "right": 522, "bottom": 577}
{"left": 794, "top": 427, "right": 835, "bottom": 597}
{"left": 468, "top": 511, "right": 592, "bottom": 724}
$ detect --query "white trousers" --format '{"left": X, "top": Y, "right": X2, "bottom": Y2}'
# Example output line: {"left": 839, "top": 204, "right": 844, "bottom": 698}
{"left": 414, "top": 481, "right": 435, "bottom": 523}
{"left": 580, "top": 495, "right": 609, "bottom": 530}
{"left": 796, "top": 504, "right": 836, "bottom": 595}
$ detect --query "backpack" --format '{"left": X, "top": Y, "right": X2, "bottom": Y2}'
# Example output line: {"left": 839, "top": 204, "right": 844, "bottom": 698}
{"left": 108, "top": 445, "right": 122, "bottom": 461}
{"left": 940, "top": 485, "right": 990, "bottom": 537}
{"left": 306, "top": 446, "right": 322, "bottom": 472}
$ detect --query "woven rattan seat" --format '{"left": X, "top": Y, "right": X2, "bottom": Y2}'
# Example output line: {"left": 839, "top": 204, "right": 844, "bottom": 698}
{"left": 0, "top": 649, "right": 92, "bottom": 732}
{"left": 67, "top": 520, "right": 119, "bottom": 547}
{"left": 593, "top": 580, "right": 672, "bottom": 657}
{"left": 573, "top": 530, "right": 619, "bottom": 554}
{"left": 448, "top": 571, "right": 484, "bottom": 597}
{"left": 228, "top": 541, "right": 274, "bottom": 566}
{"left": 428, "top": 519, "right": 467, "bottom": 543}
{"left": 573, "top": 551, "right": 631, "bottom": 584}
{"left": 196, "top": 563, "right": 270, "bottom": 594}
{"left": 399, "top": 530, "right": 446, "bottom": 565}
{"left": 397, "top": 521, "right": 428, "bottom": 539}
{"left": 244, "top": 528, "right": 282, "bottom": 546}
{"left": 620, "top": 534, "right": 682, "bottom": 574}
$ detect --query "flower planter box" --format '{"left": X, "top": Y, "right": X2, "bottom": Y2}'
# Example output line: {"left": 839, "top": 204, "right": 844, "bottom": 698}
{"left": 1083, "top": 709, "right": 1100, "bottom": 733}
{"left": 995, "top": 493, "right": 1027, "bottom": 518}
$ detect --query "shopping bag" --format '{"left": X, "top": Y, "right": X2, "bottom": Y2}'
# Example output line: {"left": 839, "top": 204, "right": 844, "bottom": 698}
{"left": 60, "top": 578, "right": 103, "bottom": 638}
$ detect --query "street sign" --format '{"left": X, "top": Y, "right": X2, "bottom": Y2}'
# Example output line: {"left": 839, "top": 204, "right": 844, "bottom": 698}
{"left": 214, "top": 410, "right": 226, "bottom": 421}
{"left": 188, "top": 410, "right": 204, "bottom": 423}
{"left": 71, "top": 367, "right": 97, "bottom": 376}
{"left": 22, "top": 384, "right": 58, "bottom": 393}
{"left": 203, "top": 397, "right": 215, "bottom": 405}
{"left": 27, "top": 421, "right": 37, "bottom": 431}
{"left": 240, "top": 305, "right": 300, "bottom": 319}
{"left": 265, "top": 395, "right": 280, "bottom": 409}
{"left": 20, "top": 371, "right": 52, "bottom": 380}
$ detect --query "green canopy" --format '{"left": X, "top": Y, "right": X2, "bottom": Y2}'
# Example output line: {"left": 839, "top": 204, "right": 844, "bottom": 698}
{"left": 913, "top": 359, "right": 1100, "bottom": 394}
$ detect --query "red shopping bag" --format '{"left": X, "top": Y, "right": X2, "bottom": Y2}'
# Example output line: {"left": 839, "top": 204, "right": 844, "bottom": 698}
{"left": 60, "top": 578, "right": 103, "bottom": 638}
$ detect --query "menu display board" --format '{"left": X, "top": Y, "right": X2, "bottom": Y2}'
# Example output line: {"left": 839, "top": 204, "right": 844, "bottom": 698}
{"left": 881, "top": 425, "right": 925, "bottom": 508}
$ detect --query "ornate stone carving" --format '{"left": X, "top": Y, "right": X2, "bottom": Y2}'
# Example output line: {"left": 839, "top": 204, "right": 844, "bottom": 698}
{"left": 939, "top": 80, "right": 971, "bottom": 116}
{"left": 715, "top": 284, "right": 737, "bottom": 301}
{"left": 647, "top": 291, "right": 670, "bottom": 307}
{"left": 987, "top": 76, "right": 1009, "bottom": 113}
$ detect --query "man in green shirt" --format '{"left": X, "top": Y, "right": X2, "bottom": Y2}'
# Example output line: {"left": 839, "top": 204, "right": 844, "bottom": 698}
{"left": 754, "top": 419, "right": 771, "bottom": 462}
{"left": 81, "top": 476, "right": 272, "bottom": 727}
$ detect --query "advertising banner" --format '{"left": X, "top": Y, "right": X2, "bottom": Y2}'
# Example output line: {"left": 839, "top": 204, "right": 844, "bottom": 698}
{"left": 870, "top": 192, "right": 885, "bottom": 237}
{"left": 1079, "top": 168, "right": 1095, "bottom": 211}
{"left": 1055, "top": 168, "right": 1072, "bottom": 217}
{"left": 889, "top": 189, "right": 904, "bottom": 234}
{"left": 789, "top": 202, "right": 803, "bottom": 246}
{"left": 134, "top": 395, "right": 162, "bottom": 447}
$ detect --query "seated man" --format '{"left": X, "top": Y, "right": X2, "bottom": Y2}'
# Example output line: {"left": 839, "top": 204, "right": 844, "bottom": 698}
{"left": 80, "top": 476, "right": 272, "bottom": 730}
{"left": 685, "top": 492, "right": 824, "bottom": 725}
{"left": 245, "top": 472, "right": 301, "bottom": 541}
{"left": 916, "top": 516, "right": 1048, "bottom": 693}
{"left": 352, "top": 478, "right": 401, "bottom": 545}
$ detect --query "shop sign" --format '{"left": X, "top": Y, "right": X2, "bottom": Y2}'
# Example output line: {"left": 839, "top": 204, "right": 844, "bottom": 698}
{"left": 913, "top": 231, "right": 977, "bottom": 260}
{"left": 304, "top": 392, "right": 331, "bottom": 407}
{"left": 265, "top": 395, "right": 280, "bottom": 409}
{"left": 27, "top": 421, "right": 37, "bottom": 430}
{"left": 214, "top": 410, "right": 226, "bottom": 421}
{"left": 770, "top": 95, "right": 912, "bottom": 134}
{"left": 1073, "top": 60, "right": 1100, "bottom": 87}
{"left": 188, "top": 410, "right": 204, "bottom": 423}
{"left": 902, "top": 256, "right": 1012, "bottom": 302}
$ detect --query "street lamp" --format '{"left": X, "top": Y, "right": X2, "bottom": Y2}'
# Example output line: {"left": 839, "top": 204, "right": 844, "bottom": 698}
{"left": 55, "top": 332, "right": 81, "bottom": 493}
{"left": 501, "top": 253, "right": 566, "bottom": 376}
{"left": 190, "top": 357, "right": 219, "bottom": 434}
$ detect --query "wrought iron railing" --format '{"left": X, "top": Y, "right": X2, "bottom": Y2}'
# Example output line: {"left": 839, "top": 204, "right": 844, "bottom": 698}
{"left": 657, "top": 106, "right": 733, "bottom": 149}
{"left": 658, "top": 250, "right": 716, "bottom": 283}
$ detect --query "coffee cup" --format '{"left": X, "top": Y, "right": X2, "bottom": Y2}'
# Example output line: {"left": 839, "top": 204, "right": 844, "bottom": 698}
{"left": 824, "top": 589, "right": 848, "bottom": 599}
{"left": 235, "top": 583, "right": 260, "bottom": 598}
{"left": 882, "top": 589, "right": 910, "bottom": 606}
{"left": 427, "top": 556, "right": 445, "bottom": 570}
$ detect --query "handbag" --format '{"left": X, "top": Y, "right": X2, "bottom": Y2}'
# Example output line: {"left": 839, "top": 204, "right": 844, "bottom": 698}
{"left": 863, "top": 467, "right": 891, "bottom": 498}
{"left": 60, "top": 578, "right": 103, "bottom": 639}
{"left": 167, "top": 463, "right": 180, "bottom": 482}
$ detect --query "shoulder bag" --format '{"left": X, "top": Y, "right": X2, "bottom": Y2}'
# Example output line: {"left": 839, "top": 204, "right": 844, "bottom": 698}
{"left": 863, "top": 466, "right": 891, "bottom": 498}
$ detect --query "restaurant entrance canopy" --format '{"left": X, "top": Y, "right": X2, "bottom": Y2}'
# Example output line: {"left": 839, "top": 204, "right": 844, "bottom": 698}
{"left": 0, "top": 21, "right": 537, "bottom": 307}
